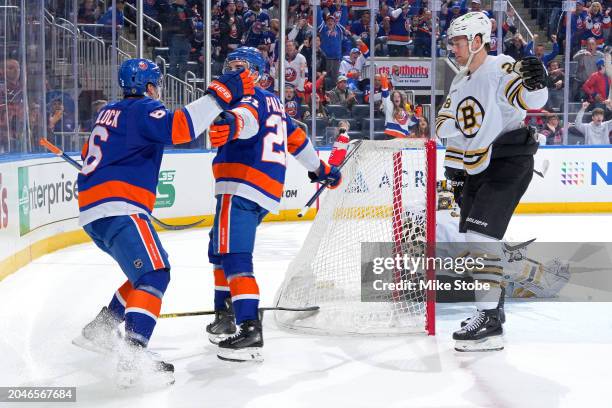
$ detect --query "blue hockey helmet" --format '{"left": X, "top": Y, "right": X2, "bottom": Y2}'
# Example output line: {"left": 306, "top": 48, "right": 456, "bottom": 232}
{"left": 118, "top": 58, "right": 162, "bottom": 96}
{"left": 223, "top": 47, "right": 267, "bottom": 83}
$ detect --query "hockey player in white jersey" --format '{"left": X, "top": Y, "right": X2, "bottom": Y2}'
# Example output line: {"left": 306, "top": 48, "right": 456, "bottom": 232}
{"left": 435, "top": 12, "right": 548, "bottom": 351}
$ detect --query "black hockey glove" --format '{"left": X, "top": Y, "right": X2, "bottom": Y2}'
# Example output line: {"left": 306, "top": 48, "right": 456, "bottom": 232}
{"left": 516, "top": 56, "right": 547, "bottom": 91}
{"left": 444, "top": 167, "right": 466, "bottom": 209}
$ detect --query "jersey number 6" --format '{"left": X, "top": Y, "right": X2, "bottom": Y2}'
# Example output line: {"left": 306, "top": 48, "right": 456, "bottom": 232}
{"left": 81, "top": 125, "right": 109, "bottom": 175}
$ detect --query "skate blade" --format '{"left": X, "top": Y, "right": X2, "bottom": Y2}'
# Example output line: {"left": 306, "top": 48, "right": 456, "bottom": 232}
{"left": 207, "top": 331, "right": 235, "bottom": 345}
{"left": 455, "top": 335, "right": 504, "bottom": 352}
{"left": 217, "top": 347, "right": 263, "bottom": 362}
{"left": 72, "top": 335, "right": 115, "bottom": 355}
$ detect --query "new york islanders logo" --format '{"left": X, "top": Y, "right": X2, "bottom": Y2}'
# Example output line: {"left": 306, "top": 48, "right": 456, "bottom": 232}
{"left": 285, "top": 67, "right": 298, "bottom": 82}
{"left": 138, "top": 61, "right": 148, "bottom": 70}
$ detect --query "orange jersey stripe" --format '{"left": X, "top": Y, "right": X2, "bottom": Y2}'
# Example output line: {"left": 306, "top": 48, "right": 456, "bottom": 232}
{"left": 385, "top": 129, "right": 408, "bottom": 138}
{"left": 131, "top": 215, "right": 165, "bottom": 270}
{"left": 388, "top": 34, "right": 410, "bottom": 42}
{"left": 213, "top": 163, "right": 284, "bottom": 198}
{"left": 236, "top": 103, "right": 259, "bottom": 122}
{"left": 126, "top": 289, "right": 162, "bottom": 317}
{"left": 171, "top": 109, "right": 193, "bottom": 145}
{"left": 219, "top": 195, "right": 231, "bottom": 254}
{"left": 287, "top": 127, "right": 307, "bottom": 155}
{"left": 79, "top": 180, "right": 156, "bottom": 211}
{"left": 214, "top": 267, "right": 229, "bottom": 287}
{"left": 229, "top": 276, "right": 260, "bottom": 296}
{"left": 117, "top": 280, "right": 134, "bottom": 304}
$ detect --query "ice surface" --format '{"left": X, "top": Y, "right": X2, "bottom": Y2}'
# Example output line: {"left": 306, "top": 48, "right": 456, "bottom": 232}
{"left": 1, "top": 215, "right": 611, "bottom": 407}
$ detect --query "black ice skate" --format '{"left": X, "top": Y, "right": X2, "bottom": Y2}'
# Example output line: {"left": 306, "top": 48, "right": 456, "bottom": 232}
{"left": 72, "top": 306, "right": 121, "bottom": 354}
{"left": 217, "top": 319, "right": 263, "bottom": 362}
{"left": 206, "top": 298, "right": 236, "bottom": 345}
{"left": 461, "top": 287, "right": 506, "bottom": 328}
{"left": 453, "top": 308, "right": 504, "bottom": 352}
{"left": 116, "top": 338, "right": 175, "bottom": 388}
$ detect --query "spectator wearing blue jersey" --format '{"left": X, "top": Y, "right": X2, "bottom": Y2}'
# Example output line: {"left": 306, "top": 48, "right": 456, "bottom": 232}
{"left": 318, "top": 0, "right": 349, "bottom": 27}
{"left": 165, "top": 0, "right": 196, "bottom": 78}
{"left": 318, "top": 14, "right": 346, "bottom": 82}
{"left": 350, "top": 10, "right": 374, "bottom": 46}
{"left": 97, "top": 0, "right": 125, "bottom": 42}
{"left": 525, "top": 34, "right": 560, "bottom": 68}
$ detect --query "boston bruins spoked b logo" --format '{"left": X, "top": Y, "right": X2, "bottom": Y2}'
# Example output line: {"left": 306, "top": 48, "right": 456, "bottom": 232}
{"left": 456, "top": 97, "right": 485, "bottom": 138}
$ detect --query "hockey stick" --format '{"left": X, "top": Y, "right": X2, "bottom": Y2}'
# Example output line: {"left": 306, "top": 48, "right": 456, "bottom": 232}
{"left": 297, "top": 139, "right": 364, "bottom": 218}
{"left": 38, "top": 139, "right": 207, "bottom": 231}
{"left": 503, "top": 238, "right": 536, "bottom": 252}
{"left": 533, "top": 159, "right": 550, "bottom": 178}
{"left": 159, "top": 305, "right": 320, "bottom": 319}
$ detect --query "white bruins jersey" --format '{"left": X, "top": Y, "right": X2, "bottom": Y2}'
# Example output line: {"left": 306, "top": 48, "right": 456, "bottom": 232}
{"left": 436, "top": 54, "right": 548, "bottom": 174}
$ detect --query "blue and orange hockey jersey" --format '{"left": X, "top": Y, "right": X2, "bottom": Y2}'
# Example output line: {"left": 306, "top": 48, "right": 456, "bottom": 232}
{"left": 78, "top": 95, "right": 217, "bottom": 226}
{"left": 212, "top": 87, "right": 320, "bottom": 214}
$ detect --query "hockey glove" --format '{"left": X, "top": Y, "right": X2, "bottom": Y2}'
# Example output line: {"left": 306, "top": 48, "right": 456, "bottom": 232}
{"left": 516, "top": 56, "right": 547, "bottom": 91}
{"left": 209, "top": 111, "right": 244, "bottom": 148}
{"left": 308, "top": 160, "right": 342, "bottom": 189}
{"left": 206, "top": 68, "right": 255, "bottom": 110}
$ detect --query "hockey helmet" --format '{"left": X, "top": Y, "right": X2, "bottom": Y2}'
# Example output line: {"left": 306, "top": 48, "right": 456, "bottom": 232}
{"left": 118, "top": 58, "right": 162, "bottom": 96}
{"left": 223, "top": 47, "right": 268, "bottom": 83}
{"left": 447, "top": 11, "right": 492, "bottom": 46}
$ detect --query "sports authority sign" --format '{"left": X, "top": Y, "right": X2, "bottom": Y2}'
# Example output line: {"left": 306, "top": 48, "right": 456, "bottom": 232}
{"left": 373, "top": 59, "right": 432, "bottom": 88}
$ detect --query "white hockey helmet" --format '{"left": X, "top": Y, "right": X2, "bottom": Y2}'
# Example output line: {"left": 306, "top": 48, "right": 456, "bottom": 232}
{"left": 447, "top": 11, "right": 492, "bottom": 45}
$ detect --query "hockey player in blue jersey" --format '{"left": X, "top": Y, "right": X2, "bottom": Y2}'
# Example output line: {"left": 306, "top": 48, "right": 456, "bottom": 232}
{"left": 204, "top": 47, "right": 342, "bottom": 362}
{"left": 73, "top": 58, "right": 255, "bottom": 386}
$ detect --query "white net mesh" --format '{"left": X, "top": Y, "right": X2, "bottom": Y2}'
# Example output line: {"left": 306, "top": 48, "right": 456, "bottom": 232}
{"left": 275, "top": 139, "right": 435, "bottom": 335}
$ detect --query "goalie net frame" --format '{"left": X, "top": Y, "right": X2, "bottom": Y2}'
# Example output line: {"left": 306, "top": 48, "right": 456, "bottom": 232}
{"left": 275, "top": 139, "right": 437, "bottom": 336}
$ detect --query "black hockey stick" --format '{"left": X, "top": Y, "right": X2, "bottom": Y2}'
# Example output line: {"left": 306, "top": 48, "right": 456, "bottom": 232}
{"left": 39, "top": 139, "right": 207, "bottom": 231}
{"left": 297, "top": 139, "right": 364, "bottom": 218}
{"left": 533, "top": 159, "right": 550, "bottom": 178}
{"left": 159, "top": 305, "right": 320, "bottom": 319}
{"left": 503, "top": 237, "right": 536, "bottom": 252}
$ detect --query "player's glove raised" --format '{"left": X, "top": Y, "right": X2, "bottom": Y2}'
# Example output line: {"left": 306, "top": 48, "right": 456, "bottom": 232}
{"left": 515, "top": 56, "right": 547, "bottom": 91}
{"left": 206, "top": 68, "right": 255, "bottom": 110}
{"left": 308, "top": 160, "right": 342, "bottom": 189}
{"left": 209, "top": 111, "right": 244, "bottom": 148}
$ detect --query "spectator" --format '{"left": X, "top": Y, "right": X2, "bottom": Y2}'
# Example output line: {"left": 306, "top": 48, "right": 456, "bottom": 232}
{"left": 525, "top": 34, "right": 559, "bottom": 67}
{"left": 218, "top": 0, "right": 245, "bottom": 59}
{"left": 574, "top": 101, "right": 612, "bottom": 144}
{"left": 326, "top": 75, "right": 357, "bottom": 110}
{"left": 285, "top": 40, "right": 308, "bottom": 94}
{"left": 524, "top": 108, "right": 547, "bottom": 131}
{"left": 304, "top": 71, "right": 328, "bottom": 119}
{"left": 446, "top": 2, "right": 464, "bottom": 33}
{"left": 469, "top": 0, "right": 491, "bottom": 17}
{"left": 412, "top": 116, "right": 430, "bottom": 138}
{"left": 244, "top": 0, "right": 270, "bottom": 29}
{"left": 78, "top": 0, "right": 98, "bottom": 24}
{"left": 165, "top": 0, "right": 196, "bottom": 78}
{"left": 364, "top": 73, "right": 385, "bottom": 112}
{"left": 582, "top": 59, "right": 610, "bottom": 109}
{"left": 381, "top": 75, "right": 415, "bottom": 138}
{"left": 557, "top": 0, "right": 588, "bottom": 57}
{"left": 503, "top": 32, "right": 528, "bottom": 61}
{"left": 350, "top": 10, "right": 373, "bottom": 46}
{"left": 80, "top": 99, "right": 107, "bottom": 133}
{"left": 574, "top": 37, "right": 605, "bottom": 99}
{"left": 388, "top": 2, "right": 411, "bottom": 57}
{"left": 376, "top": 16, "right": 392, "bottom": 56}
{"left": 300, "top": 35, "right": 327, "bottom": 82}
{"left": 339, "top": 43, "right": 368, "bottom": 91}
{"left": 546, "top": 60, "right": 565, "bottom": 111}
{"left": 540, "top": 114, "right": 563, "bottom": 145}
{"left": 319, "top": 0, "right": 349, "bottom": 26}
{"left": 413, "top": 10, "right": 434, "bottom": 57}
{"left": 284, "top": 84, "right": 303, "bottom": 120}
{"left": 97, "top": 0, "right": 125, "bottom": 41}
{"left": 288, "top": 14, "right": 311, "bottom": 45}
{"left": 244, "top": 16, "right": 276, "bottom": 50}
{"left": 235, "top": 0, "right": 247, "bottom": 17}
{"left": 582, "top": 1, "right": 610, "bottom": 46}
{"left": 267, "top": 0, "right": 281, "bottom": 20}
{"left": 0, "top": 58, "right": 24, "bottom": 153}
{"left": 318, "top": 14, "right": 345, "bottom": 82}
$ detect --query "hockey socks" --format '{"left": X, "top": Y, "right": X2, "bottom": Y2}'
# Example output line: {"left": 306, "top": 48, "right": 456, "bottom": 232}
{"left": 228, "top": 275, "right": 260, "bottom": 324}
{"left": 124, "top": 270, "right": 169, "bottom": 346}
{"left": 108, "top": 280, "right": 133, "bottom": 321}
{"left": 214, "top": 265, "right": 231, "bottom": 311}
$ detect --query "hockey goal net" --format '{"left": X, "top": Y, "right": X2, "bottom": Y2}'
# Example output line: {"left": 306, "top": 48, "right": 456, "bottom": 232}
{"left": 275, "top": 139, "right": 437, "bottom": 335}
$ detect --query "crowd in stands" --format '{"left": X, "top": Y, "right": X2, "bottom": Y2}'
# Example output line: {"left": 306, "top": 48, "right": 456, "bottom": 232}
{"left": 2, "top": 0, "right": 612, "bottom": 154}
